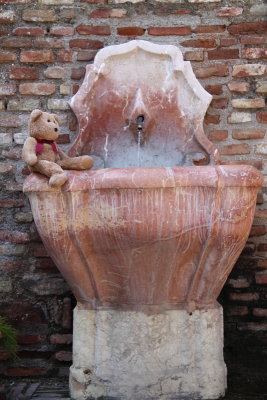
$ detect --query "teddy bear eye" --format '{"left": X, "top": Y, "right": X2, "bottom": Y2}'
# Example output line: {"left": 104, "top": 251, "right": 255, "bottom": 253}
{"left": 47, "top": 119, "right": 51, "bottom": 122}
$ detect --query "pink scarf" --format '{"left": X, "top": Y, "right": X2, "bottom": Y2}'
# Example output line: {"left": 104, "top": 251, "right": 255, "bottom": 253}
{"left": 36, "top": 138, "right": 59, "bottom": 154}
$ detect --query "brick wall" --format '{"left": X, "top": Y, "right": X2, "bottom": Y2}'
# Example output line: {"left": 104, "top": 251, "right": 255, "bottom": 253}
{"left": 0, "top": 0, "right": 266, "bottom": 380}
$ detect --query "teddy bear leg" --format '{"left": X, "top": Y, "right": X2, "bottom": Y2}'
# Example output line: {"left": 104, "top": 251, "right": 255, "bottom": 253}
{"left": 32, "top": 160, "right": 67, "bottom": 188}
{"left": 58, "top": 155, "right": 94, "bottom": 170}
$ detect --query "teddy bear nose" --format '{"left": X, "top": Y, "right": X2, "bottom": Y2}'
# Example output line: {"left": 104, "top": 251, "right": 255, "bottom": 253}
{"left": 54, "top": 128, "right": 58, "bottom": 132}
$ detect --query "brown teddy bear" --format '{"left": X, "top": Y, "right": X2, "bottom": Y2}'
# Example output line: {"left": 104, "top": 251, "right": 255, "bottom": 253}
{"left": 22, "top": 109, "right": 93, "bottom": 187}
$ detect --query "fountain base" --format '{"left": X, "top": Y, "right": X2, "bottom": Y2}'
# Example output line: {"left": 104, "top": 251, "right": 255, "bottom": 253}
{"left": 70, "top": 304, "right": 226, "bottom": 400}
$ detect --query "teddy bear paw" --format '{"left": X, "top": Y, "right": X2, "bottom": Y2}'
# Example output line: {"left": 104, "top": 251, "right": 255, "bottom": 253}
{"left": 80, "top": 155, "right": 94, "bottom": 170}
{"left": 49, "top": 173, "right": 68, "bottom": 188}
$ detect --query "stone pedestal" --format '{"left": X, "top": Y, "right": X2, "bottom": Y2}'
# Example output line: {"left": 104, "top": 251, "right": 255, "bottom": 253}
{"left": 70, "top": 304, "right": 226, "bottom": 400}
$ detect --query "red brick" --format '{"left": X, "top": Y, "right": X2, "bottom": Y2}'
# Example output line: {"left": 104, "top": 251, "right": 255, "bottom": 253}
{"left": 50, "top": 334, "right": 72, "bottom": 345}
{"left": 227, "top": 82, "right": 249, "bottom": 93}
{"left": 33, "top": 243, "right": 49, "bottom": 257}
{"left": 71, "top": 67, "right": 86, "bottom": 80}
{"left": 255, "top": 272, "right": 267, "bottom": 284}
{"left": 13, "top": 27, "right": 45, "bottom": 36}
{"left": 232, "top": 129, "right": 265, "bottom": 140}
{"left": 257, "top": 192, "right": 264, "bottom": 205}
{"left": 9, "top": 67, "right": 39, "bottom": 80}
{"left": 257, "top": 113, "right": 267, "bottom": 124}
{"left": 50, "top": 26, "right": 74, "bottom": 36}
{"left": 256, "top": 260, "right": 267, "bottom": 269}
{"left": 88, "top": 9, "right": 110, "bottom": 18}
{"left": 194, "top": 65, "right": 228, "bottom": 79}
{"left": 243, "top": 48, "right": 267, "bottom": 60}
{"left": 233, "top": 64, "right": 267, "bottom": 77}
{"left": 148, "top": 27, "right": 191, "bottom": 36}
{"left": 241, "top": 36, "right": 266, "bottom": 45}
{"left": 0, "top": 200, "right": 24, "bottom": 208}
{"left": 0, "top": 29, "right": 7, "bottom": 35}
{"left": 72, "top": 85, "right": 80, "bottom": 95}
{"left": 19, "top": 83, "right": 56, "bottom": 96}
{"left": 228, "top": 277, "right": 249, "bottom": 288}
{"left": 205, "top": 85, "right": 223, "bottom": 95}
{"left": 57, "top": 50, "right": 73, "bottom": 63}
{"left": 57, "top": 134, "right": 70, "bottom": 144}
{"left": 258, "top": 243, "right": 267, "bottom": 252}
{"left": 194, "top": 25, "right": 225, "bottom": 33}
{"left": 34, "top": 39, "right": 65, "bottom": 49}
{"left": 0, "top": 230, "right": 29, "bottom": 243}
{"left": 237, "top": 323, "right": 267, "bottom": 331}
{"left": 0, "top": 84, "right": 16, "bottom": 96}
{"left": 76, "top": 50, "right": 97, "bottom": 61}
{"left": 0, "top": 37, "right": 32, "bottom": 48}
{"left": 220, "top": 38, "right": 238, "bottom": 47}
{"left": 208, "top": 48, "right": 239, "bottom": 60}
{"left": 255, "top": 209, "right": 267, "bottom": 218}
{"left": 55, "top": 351, "right": 72, "bottom": 361}
{"left": 69, "top": 116, "right": 78, "bottom": 130}
{"left": 249, "top": 225, "right": 266, "bottom": 236}
{"left": 1, "top": 302, "right": 45, "bottom": 324}
{"left": 216, "top": 7, "right": 243, "bottom": 17}
{"left": 0, "top": 11, "right": 16, "bottom": 24}
{"left": 69, "top": 39, "right": 103, "bottom": 49}
{"left": 6, "top": 368, "right": 48, "bottom": 377}
{"left": 117, "top": 27, "right": 145, "bottom": 36}
{"left": 220, "top": 143, "right": 250, "bottom": 155}
{"left": 77, "top": 25, "right": 111, "bottom": 35}
{"left": 0, "top": 52, "right": 16, "bottom": 63}
{"left": 209, "top": 130, "right": 228, "bottom": 142}
{"left": 228, "top": 22, "right": 267, "bottom": 35}
{"left": 229, "top": 292, "right": 259, "bottom": 301}
{"left": 17, "top": 335, "right": 46, "bottom": 345}
{"left": 204, "top": 114, "right": 220, "bottom": 124}
{"left": 35, "top": 258, "right": 57, "bottom": 271}
{"left": 20, "top": 50, "right": 54, "bottom": 63}
{"left": 0, "top": 114, "right": 21, "bottom": 127}
{"left": 181, "top": 39, "right": 216, "bottom": 48}
{"left": 0, "top": 261, "right": 24, "bottom": 270}
{"left": 211, "top": 98, "right": 228, "bottom": 109}
{"left": 82, "top": 0, "right": 106, "bottom": 2}
{"left": 253, "top": 308, "right": 267, "bottom": 317}
{"left": 226, "top": 306, "right": 248, "bottom": 316}
{"left": 0, "top": 351, "right": 11, "bottom": 361}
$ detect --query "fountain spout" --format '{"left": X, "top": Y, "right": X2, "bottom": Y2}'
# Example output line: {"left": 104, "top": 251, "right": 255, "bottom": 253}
{"left": 136, "top": 114, "right": 145, "bottom": 145}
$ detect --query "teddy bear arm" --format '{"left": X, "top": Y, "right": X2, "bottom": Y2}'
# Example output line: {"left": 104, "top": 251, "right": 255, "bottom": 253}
{"left": 22, "top": 137, "right": 38, "bottom": 166}
{"left": 57, "top": 148, "right": 69, "bottom": 160}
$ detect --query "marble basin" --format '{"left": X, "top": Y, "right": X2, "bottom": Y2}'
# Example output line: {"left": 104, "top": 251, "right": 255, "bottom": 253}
{"left": 24, "top": 164, "right": 262, "bottom": 312}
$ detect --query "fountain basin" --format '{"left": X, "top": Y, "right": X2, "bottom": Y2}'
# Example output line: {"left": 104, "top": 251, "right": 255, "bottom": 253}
{"left": 24, "top": 164, "right": 262, "bottom": 312}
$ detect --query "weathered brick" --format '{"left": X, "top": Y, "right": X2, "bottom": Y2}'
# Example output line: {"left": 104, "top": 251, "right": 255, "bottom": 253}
{"left": 89, "top": 8, "right": 126, "bottom": 18}
{"left": 0, "top": 84, "right": 16, "bottom": 96}
{"left": 184, "top": 50, "right": 204, "bottom": 61}
{"left": 57, "top": 50, "right": 73, "bottom": 62}
{"left": 256, "top": 113, "right": 267, "bottom": 124}
{"left": 194, "top": 65, "right": 228, "bottom": 79}
{"left": 255, "top": 143, "right": 267, "bottom": 155}
{"left": 0, "top": 11, "right": 16, "bottom": 24}
{"left": 205, "top": 85, "right": 223, "bottom": 95}
{"left": 226, "top": 306, "right": 248, "bottom": 316}
{"left": 249, "top": 225, "right": 266, "bottom": 236}
{"left": 71, "top": 67, "right": 86, "bottom": 80}
{"left": 0, "top": 279, "right": 12, "bottom": 293}
{"left": 0, "top": 230, "right": 30, "bottom": 243}
{"left": 0, "top": 244, "right": 26, "bottom": 256}
{"left": 19, "top": 83, "right": 56, "bottom": 96}
{"left": 232, "top": 98, "right": 265, "bottom": 109}
{"left": 44, "top": 66, "right": 64, "bottom": 79}
{"left": 14, "top": 212, "right": 33, "bottom": 223}
{"left": 0, "top": 199, "right": 24, "bottom": 207}
{"left": 216, "top": 7, "right": 243, "bottom": 16}
{"left": 204, "top": 114, "right": 220, "bottom": 124}
{"left": 117, "top": 27, "right": 145, "bottom": 36}
{"left": 256, "top": 81, "right": 267, "bottom": 94}
{"left": 5, "top": 181, "right": 23, "bottom": 192}
{"left": 220, "top": 143, "right": 250, "bottom": 155}
{"left": 249, "top": 3, "right": 267, "bottom": 16}
{"left": 194, "top": 25, "right": 225, "bottom": 34}
{"left": 0, "top": 133, "right": 13, "bottom": 146}
{"left": 233, "top": 64, "right": 267, "bottom": 77}
{"left": 40, "top": 0, "right": 74, "bottom": 3}
{"left": 77, "top": 25, "right": 111, "bottom": 35}
{"left": 253, "top": 308, "right": 267, "bottom": 317}
{"left": 228, "top": 21, "right": 267, "bottom": 35}
{"left": 76, "top": 50, "right": 97, "bottom": 61}
{"left": 240, "top": 36, "right": 266, "bottom": 45}
{"left": 243, "top": 48, "right": 267, "bottom": 60}
{"left": 7, "top": 99, "right": 40, "bottom": 111}
{"left": 22, "top": 276, "right": 69, "bottom": 295}
{"left": 181, "top": 39, "right": 216, "bottom": 48}
{"left": 209, "top": 130, "right": 228, "bottom": 142}
{"left": 228, "top": 112, "right": 252, "bottom": 124}
{"left": 33, "top": 243, "right": 48, "bottom": 257}
{"left": 7, "top": 368, "right": 48, "bottom": 377}
{"left": 60, "top": 85, "right": 71, "bottom": 95}
{"left": 47, "top": 99, "right": 69, "bottom": 110}
{"left": 0, "top": 52, "right": 16, "bottom": 63}
{"left": 148, "top": 27, "right": 191, "bottom": 36}
{"left": 211, "top": 98, "right": 228, "bottom": 109}
{"left": 227, "top": 82, "right": 249, "bottom": 93}
{"left": 55, "top": 351, "right": 72, "bottom": 361}
{"left": 9, "top": 67, "right": 39, "bottom": 81}
{"left": 232, "top": 129, "right": 265, "bottom": 140}
{"left": 50, "top": 26, "right": 74, "bottom": 36}
{"left": 229, "top": 292, "right": 259, "bottom": 301}
{"left": 23, "top": 9, "right": 56, "bottom": 22}
{"left": 220, "top": 38, "right": 238, "bottom": 47}
{"left": 20, "top": 50, "right": 54, "bottom": 63}
{"left": 50, "top": 334, "right": 72, "bottom": 345}
{"left": 238, "top": 322, "right": 267, "bottom": 331}
{"left": 34, "top": 38, "right": 65, "bottom": 49}
{"left": 208, "top": 48, "right": 239, "bottom": 60}
{"left": 13, "top": 27, "right": 46, "bottom": 36}
{"left": 0, "top": 162, "right": 14, "bottom": 173}
{"left": 69, "top": 39, "right": 103, "bottom": 49}
{"left": 255, "top": 272, "right": 267, "bottom": 284}
{"left": 0, "top": 37, "right": 32, "bottom": 48}
{"left": 228, "top": 278, "right": 249, "bottom": 288}
{"left": 188, "top": 0, "right": 220, "bottom": 3}
{"left": 0, "top": 100, "right": 4, "bottom": 110}
{"left": 13, "top": 132, "right": 28, "bottom": 144}
{"left": 0, "top": 114, "right": 20, "bottom": 127}
{"left": 17, "top": 334, "right": 46, "bottom": 345}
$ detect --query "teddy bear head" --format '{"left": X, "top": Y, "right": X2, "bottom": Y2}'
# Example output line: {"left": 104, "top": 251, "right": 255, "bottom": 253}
{"left": 29, "top": 109, "right": 60, "bottom": 141}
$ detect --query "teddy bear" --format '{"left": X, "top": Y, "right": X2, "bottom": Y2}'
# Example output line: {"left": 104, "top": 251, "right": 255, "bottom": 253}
{"left": 22, "top": 109, "right": 93, "bottom": 187}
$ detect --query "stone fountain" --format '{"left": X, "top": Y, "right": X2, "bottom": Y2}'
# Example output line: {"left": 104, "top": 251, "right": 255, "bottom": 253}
{"left": 23, "top": 41, "right": 263, "bottom": 400}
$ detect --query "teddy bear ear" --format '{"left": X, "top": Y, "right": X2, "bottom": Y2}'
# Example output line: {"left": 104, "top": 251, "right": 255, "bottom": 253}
{"left": 30, "top": 109, "right": 43, "bottom": 122}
